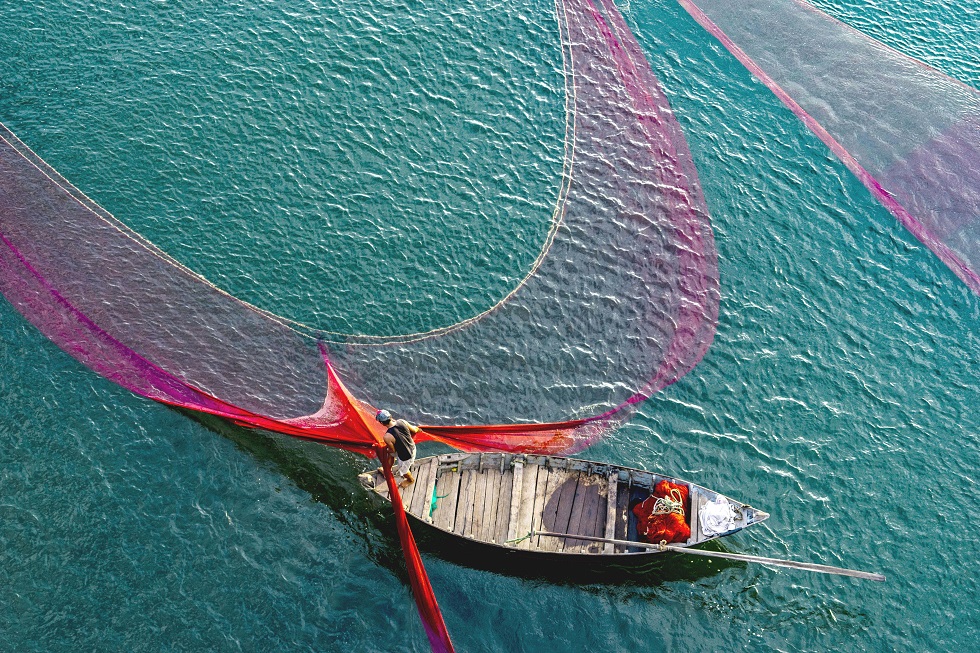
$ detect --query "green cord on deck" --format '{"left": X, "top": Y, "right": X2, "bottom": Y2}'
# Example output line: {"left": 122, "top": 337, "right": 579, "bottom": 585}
{"left": 429, "top": 483, "right": 451, "bottom": 515}
{"left": 505, "top": 531, "right": 534, "bottom": 545}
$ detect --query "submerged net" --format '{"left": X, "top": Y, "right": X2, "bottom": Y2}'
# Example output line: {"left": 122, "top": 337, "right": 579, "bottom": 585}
{"left": 679, "top": 0, "right": 980, "bottom": 293}
{"left": 1, "top": 0, "right": 718, "bottom": 649}
{"left": 329, "top": 0, "right": 719, "bottom": 442}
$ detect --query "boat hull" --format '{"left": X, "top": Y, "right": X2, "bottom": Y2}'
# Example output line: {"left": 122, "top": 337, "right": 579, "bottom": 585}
{"left": 359, "top": 452, "right": 767, "bottom": 567}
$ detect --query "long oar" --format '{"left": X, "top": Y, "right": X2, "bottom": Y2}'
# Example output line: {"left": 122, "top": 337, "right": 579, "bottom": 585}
{"left": 533, "top": 530, "right": 885, "bottom": 582}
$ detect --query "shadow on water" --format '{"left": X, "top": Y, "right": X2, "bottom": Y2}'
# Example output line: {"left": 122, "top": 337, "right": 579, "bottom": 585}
{"left": 178, "top": 410, "right": 407, "bottom": 565}
{"left": 181, "top": 409, "right": 741, "bottom": 589}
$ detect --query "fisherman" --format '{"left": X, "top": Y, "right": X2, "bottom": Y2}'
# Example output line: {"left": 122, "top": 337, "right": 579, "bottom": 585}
{"left": 376, "top": 409, "right": 420, "bottom": 488}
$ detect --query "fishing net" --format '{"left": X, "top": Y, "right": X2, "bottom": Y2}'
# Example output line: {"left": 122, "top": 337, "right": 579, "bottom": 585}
{"left": 633, "top": 479, "right": 691, "bottom": 544}
{"left": 380, "top": 448, "right": 455, "bottom": 653}
{"left": 1, "top": 0, "right": 718, "bottom": 649}
{"left": 0, "top": 0, "right": 717, "bottom": 454}
{"left": 328, "top": 0, "right": 719, "bottom": 443}
{"left": 679, "top": 0, "right": 980, "bottom": 293}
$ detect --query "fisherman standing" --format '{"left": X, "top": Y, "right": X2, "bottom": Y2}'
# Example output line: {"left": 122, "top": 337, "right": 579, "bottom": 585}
{"left": 376, "top": 409, "right": 420, "bottom": 488}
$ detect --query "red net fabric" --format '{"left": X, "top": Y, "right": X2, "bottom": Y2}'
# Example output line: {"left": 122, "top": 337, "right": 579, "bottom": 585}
{"left": 633, "top": 480, "right": 692, "bottom": 544}
{"left": 380, "top": 449, "right": 455, "bottom": 653}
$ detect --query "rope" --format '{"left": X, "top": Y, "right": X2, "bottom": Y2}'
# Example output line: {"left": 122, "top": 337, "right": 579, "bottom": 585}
{"left": 505, "top": 531, "right": 534, "bottom": 545}
{"left": 428, "top": 484, "right": 452, "bottom": 516}
{"left": 649, "top": 488, "right": 685, "bottom": 516}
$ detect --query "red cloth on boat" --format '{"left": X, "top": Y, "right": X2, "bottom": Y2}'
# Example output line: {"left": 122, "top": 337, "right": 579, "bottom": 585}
{"left": 633, "top": 480, "right": 691, "bottom": 544}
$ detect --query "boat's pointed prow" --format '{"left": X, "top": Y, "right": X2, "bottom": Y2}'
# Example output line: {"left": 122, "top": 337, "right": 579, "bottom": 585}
{"left": 746, "top": 509, "right": 770, "bottom": 525}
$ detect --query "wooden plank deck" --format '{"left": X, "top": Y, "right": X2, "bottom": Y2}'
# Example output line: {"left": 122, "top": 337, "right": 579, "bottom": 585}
{"left": 397, "top": 476, "right": 413, "bottom": 509}
{"left": 454, "top": 469, "right": 478, "bottom": 536}
{"left": 563, "top": 472, "right": 603, "bottom": 553}
{"left": 420, "top": 459, "right": 439, "bottom": 522}
{"left": 397, "top": 457, "right": 637, "bottom": 551}
{"left": 603, "top": 473, "right": 618, "bottom": 554}
{"left": 514, "top": 462, "right": 540, "bottom": 549}
{"left": 491, "top": 466, "right": 513, "bottom": 544}
{"left": 536, "top": 468, "right": 573, "bottom": 551}
{"left": 614, "top": 477, "right": 630, "bottom": 553}
{"left": 431, "top": 467, "right": 461, "bottom": 532}
{"left": 477, "top": 464, "right": 503, "bottom": 542}
{"left": 408, "top": 458, "right": 436, "bottom": 518}
{"left": 468, "top": 466, "right": 489, "bottom": 539}
{"left": 556, "top": 470, "right": 583, "bottom": 552}
{"left": 505, "top": 460, "right": 524, "bottom": 543}
{"left": 529, "top": 465, "right": 551, "bottom": 547}
{"left": 586, "top": 476, "right": 609, "bottom": 553}
{"left": 371, "top": 473, "right": 390, "bottom": 501}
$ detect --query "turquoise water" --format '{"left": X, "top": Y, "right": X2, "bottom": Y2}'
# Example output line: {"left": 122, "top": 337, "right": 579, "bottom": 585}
{"left": 2, "top": 0, "right": 978, "bottom": 650}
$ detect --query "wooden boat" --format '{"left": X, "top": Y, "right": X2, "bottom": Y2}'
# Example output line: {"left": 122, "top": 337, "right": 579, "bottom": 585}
{"left": 358, "top": 452, "right": 768, "bottom": 558}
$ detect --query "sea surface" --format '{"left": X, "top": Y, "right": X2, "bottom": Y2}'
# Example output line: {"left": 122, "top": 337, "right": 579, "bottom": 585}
{"left": 1, "top": 0, "right": 978, "bottom": 651}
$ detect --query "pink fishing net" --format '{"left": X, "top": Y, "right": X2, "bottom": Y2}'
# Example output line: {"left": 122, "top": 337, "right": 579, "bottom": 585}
{"left": 1, "top": 0, "right": 719, "bottom": 649}
{"left": 330, "top": 0, "right": 719, "bottom": 441}
{"left": 679, "top": 0, "right": 980, "bottom": 293}
{"left": 0, "top": 0, "right": 718, "bottom": 453}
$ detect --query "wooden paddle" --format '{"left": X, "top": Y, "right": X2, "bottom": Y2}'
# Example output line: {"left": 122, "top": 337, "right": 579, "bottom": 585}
{"left": 533, "top": 530, "right": 885, "bottom": 582}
